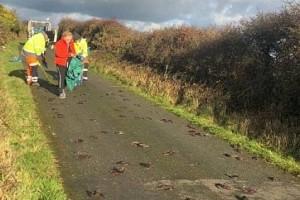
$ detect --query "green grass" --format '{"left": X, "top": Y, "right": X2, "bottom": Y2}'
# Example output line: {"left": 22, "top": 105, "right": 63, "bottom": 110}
{"left": 92, "top": 57, "right": 300, "bottom": 176}
{"left": 0, "top": 41, "right": 67, "bottom": 199}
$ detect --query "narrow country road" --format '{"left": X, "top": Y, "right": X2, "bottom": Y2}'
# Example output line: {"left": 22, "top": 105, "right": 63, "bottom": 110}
{"left": 30, "top": 50, "right": 300, "bottom": 200}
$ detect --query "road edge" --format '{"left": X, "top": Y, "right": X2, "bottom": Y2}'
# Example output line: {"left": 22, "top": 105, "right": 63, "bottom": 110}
{"left": 91, "top": 55, "right": 300, "bottom": 176}
{"left": 0, "top": 41, "right": 67, "bottom": 199}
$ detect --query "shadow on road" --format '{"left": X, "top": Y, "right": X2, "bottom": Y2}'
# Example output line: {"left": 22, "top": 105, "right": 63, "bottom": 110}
{"left": 9, "top": 69, "right": 58, "bottom": 96}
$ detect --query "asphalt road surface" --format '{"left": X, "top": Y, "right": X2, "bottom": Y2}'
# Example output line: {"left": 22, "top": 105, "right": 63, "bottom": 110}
{"left": 30, "top": 50, "right": 300, "bottom": 200}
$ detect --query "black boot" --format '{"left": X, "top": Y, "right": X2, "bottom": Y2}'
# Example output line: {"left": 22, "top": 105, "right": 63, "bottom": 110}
{"left": 32, "top": 66, "right": 40, "bottom": 86}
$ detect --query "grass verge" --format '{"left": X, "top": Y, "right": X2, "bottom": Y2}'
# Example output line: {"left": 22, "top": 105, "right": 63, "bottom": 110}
{"left": 91, "top": 55, "right": 300, "bottom": 176}
{"left": 0, "top": 41, "right": 66, "bottom": 199}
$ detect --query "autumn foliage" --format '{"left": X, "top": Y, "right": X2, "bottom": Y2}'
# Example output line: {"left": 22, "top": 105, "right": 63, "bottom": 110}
{"left": 59, "top": 3, "right": 300, "bottom": 158}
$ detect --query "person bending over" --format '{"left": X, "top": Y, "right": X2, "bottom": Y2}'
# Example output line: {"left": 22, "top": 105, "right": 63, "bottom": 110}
{"left": 22, "top": 32, "right": 48, "bottom": 86}
{"left": 55, "top": 31, "right": 76, "bottom": 99}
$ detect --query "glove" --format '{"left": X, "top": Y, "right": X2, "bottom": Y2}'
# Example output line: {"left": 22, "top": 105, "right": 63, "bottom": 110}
{"left": 76, "top": 55, "right": 84, "bottom": 62}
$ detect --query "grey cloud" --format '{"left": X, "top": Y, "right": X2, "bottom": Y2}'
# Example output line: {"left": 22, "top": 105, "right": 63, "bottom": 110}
{"left": 0, "top": 0, "right": 286, "bottom": 26}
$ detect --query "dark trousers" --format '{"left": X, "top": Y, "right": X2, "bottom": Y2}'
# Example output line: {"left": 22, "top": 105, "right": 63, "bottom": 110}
{"left": 32, "top": 66, "right": 38, "bottom": 78}
{"left": 31, "top": 65, "right": 39, "bottom": 83}
{"left": 57, "top": 66, "right": 67, "bottom": 94}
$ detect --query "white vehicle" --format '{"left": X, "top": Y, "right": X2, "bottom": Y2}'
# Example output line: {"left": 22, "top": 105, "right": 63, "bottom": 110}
{"left": 27, "top": 20, "right": 58, "bottom": 43}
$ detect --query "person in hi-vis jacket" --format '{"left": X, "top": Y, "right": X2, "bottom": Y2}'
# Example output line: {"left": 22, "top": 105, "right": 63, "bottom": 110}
{"left": 22, "top": 32, "right": 48, "bottom": 86}
{"left": 73, "top": 32, "right": 89, "bottom": 81}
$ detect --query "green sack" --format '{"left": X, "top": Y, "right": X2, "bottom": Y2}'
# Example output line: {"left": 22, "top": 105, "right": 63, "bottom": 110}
{"left": 66, "top": 57, "right": 83, "bottom": 91}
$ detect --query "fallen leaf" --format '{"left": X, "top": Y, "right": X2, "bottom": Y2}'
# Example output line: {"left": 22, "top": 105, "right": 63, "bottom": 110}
{"left": 157, "top": 183, "right": 174, "bottom": 191}
{"left": 86, "top": 190, "right": 105, "bottom": 198}
{"left": 268, "top": 176, "right": 275, "bottom": 181}
{"left": 223, "top": 153, "right": 243, "bottom": 160}
{"left": 134, "top": 116, "right": 144, "bottom": 120}
{"left": 160, "top": 119, "right": 173, "bottom": 124}
{"left": 71, "top": 138, "right": 84, "bottom": 144}
{"left": 111, "top": 166, "right": 126, "bottom": 176}
{"left": 57, "top": 114, "right": 64, "bottom": 118}
{"left": 101, "top": 130, "right": 109, "bottom": 134}
{"left": 234, "top": 155, "right": 243, "bottom": 161}
{"left": 241, "top": 186, "right": 257, "bottom": 195}
{"left": 163, "top": 150, "right": 176, "bottom": 156}
{"left": 235, "top": 195, "right": 248, "bottom": 200}
{"left": 215, "top": 183, "right": 231, "bottom": 190}
{"left": 224, "top": 153, "right": 232, "bottom": 158}
{"left": 183, "top": 197, "right": 194, "bottom": 200}
{"left": 252, "top": 156, "right": 258, "bottom": 160}
{"left": 116, "top": 161, "right": 129, "bottom": 166}
{"left": 187, "top": 124, "right": 197, "bottom": 130}
{"left": 139, "top": 162, "right": 152, "bottom": 169}
{"left": 75, "top": 152, "right": 91, "bottom": 160}
{"left": 225, "top": 173, "right": 239, "bottom": 179}
{"left": 117, "top": 131, "right": 125, "bottom": 135}
{"left": 132, "top": 141, "right": 150, "bottom": 148}
{"left": 189, "top": 132, "right": 203, "bottom": 137}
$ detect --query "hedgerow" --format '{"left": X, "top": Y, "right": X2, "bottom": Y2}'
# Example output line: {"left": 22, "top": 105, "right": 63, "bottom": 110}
{"left": 0, "top": 5, "right": 20, "bottom": 46}
{"left": 59, "top": 2, "right": 300, "bottom": 159}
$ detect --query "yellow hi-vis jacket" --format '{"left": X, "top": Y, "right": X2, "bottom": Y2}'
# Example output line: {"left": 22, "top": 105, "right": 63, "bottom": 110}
{"left": 74, "top": 38, "right": 89, "bottom": 58}
{"left": 23, "top": 33, "right": 46, "bottom": 56}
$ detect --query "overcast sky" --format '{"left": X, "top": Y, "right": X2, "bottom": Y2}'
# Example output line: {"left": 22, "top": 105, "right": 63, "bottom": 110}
{"left": 0, "top": 0, "right": 292, "bottom": 31}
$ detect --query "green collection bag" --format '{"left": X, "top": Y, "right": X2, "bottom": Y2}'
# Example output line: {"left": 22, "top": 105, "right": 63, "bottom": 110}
{"left": 66, "top": 57, "right": 83, "bottom": 91}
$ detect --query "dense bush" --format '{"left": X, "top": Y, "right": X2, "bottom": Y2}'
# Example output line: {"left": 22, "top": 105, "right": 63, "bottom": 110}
{"left": 0, "top": 5, "right": 20, "bottom": 45}
{"left": 59, "top": 18, "right": 136, "bottom": 54}
{"left": 122, "top": 3, "right": 300, "bottom": 157}
{"left": 123, "top": 27, "right": 219, "bottom": 74}
{"left": 59, "top": 3, "right": 300, "bottom": 158}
